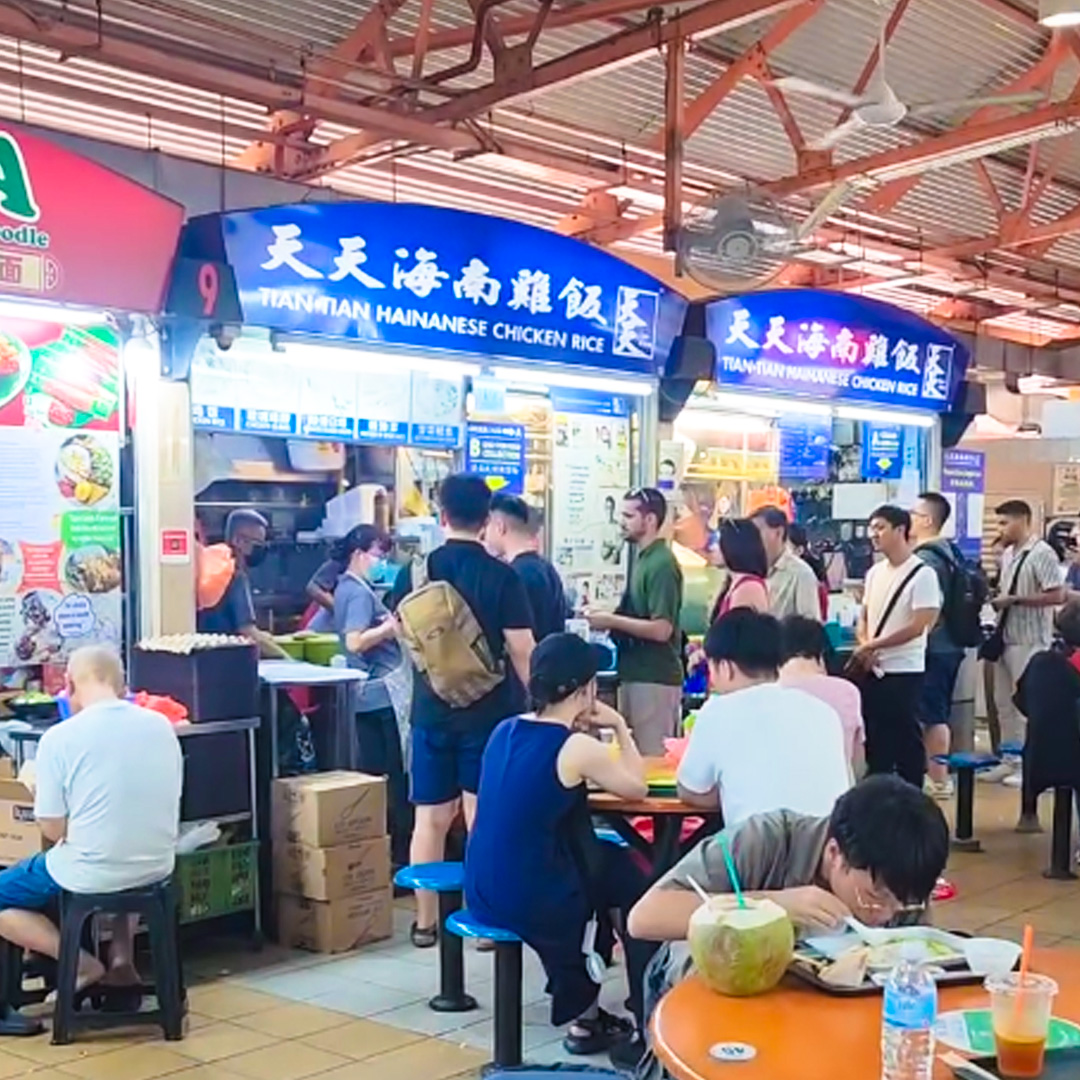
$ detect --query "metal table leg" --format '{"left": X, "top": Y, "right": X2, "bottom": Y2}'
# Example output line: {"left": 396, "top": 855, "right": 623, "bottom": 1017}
{"left": 269, "top": 689, "right": 280, "bottom": 780}
{"left": 247, "top": 726, "right": 262, "bottom": 937}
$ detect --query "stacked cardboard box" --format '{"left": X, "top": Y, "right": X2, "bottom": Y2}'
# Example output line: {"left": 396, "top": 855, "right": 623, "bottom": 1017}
{"left": 272, "top": 771, "right": 392, "bottom": 954}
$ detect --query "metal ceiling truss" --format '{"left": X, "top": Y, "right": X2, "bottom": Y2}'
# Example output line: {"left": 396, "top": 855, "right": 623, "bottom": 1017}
{"left": 9, "top": 0, "right": 1080, "bottom": 343}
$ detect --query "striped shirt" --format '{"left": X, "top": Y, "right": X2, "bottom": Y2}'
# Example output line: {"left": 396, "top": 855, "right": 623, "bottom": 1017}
{"left": 1000, "top": 538, "right": 1063, "bottom": 647}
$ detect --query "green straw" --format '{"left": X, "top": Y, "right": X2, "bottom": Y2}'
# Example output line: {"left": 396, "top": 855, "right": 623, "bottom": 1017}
{"left": 718, "top": 834, "right": 746, "bottom": 909}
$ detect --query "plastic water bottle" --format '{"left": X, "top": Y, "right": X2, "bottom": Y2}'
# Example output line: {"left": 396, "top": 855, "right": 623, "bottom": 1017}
{"left": 881, "top": 942, "right": 937, "bottom": 1080}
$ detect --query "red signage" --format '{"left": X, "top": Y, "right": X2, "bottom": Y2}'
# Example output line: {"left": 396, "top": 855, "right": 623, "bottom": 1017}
{"left": 160, "top": 529, "right": 190, "bottom": 564}
{"left": 0, "top": 122, "right": 184, "bottom": 313}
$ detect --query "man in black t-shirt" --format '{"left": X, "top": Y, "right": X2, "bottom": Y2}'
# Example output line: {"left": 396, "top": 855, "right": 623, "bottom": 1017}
{"left": 388, "top": 474, "right": 535, "bottom": 945}
{"left": 485, "top": 493, "right": 569, "bottom": 642}
{"left": 197, "top": 510, "right": 287, "bottom": 659}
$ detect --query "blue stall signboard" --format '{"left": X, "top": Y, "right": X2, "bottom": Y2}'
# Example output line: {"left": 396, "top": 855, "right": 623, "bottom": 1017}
{"left": 705, "top": 290, "right": 968, "bottom": 413}
{"left": 942, "top": 448, "right": 986, "bottom": 560}
{"left": 192, "top": 403, "right": 235, "bottom": 431}
{"left": 862, "top": 423, "right": 904, "bottom": 480}
{"left": 777, "top": 414, "right": 831, "bottom": 482}
{"left": 465, "top": 422, "right": 526, "bottom": 494}
{"left": 192, "top": 204, "right": 687, "bottom": 376}
{"left": 549, "top": 387, "right": 631, "bottom": 418}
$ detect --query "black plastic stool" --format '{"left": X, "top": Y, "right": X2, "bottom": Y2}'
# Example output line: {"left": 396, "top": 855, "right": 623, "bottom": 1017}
{"left": 393, "top": 862, "right": 477, "bottom": 1013}
{"left": 447, "top": 910, "right": 523, "bottom": 1070}
{"left": 53, "top": 881, "right": 185, "bottom": 1045}
{"left": 0, "top": 936, "right": 42, "bottom": 1036}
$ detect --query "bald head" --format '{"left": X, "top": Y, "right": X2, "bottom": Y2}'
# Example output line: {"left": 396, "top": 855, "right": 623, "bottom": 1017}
{"left": 67, "top": 646, "right": 125, "bottom": 707}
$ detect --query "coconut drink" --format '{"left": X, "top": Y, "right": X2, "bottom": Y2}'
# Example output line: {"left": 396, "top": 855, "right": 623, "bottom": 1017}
{"left": 688, "top": 896, "right": 795, "bottom": 997}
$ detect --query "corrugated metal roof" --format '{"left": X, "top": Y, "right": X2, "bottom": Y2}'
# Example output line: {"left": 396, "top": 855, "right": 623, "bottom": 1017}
{"left": 3, "top": 0, "right": 1080, "bottom": 342}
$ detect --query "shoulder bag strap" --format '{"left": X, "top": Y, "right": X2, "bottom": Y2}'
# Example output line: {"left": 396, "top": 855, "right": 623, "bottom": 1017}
{"left": 872, "top": 564, "right": 926, "bottom": 640}
{"left": 996, "top": 549, "right": 1031, "bottom": 634}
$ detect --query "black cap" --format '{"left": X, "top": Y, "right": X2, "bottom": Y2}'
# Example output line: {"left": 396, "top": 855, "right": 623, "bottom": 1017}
{"left": 529, "top": 633, "right": 608, "bottom": 706}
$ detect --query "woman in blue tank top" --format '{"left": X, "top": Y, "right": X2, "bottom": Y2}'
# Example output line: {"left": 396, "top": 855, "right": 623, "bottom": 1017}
{"left": 465, "top": 633, "right": 657, "bottom": 1066}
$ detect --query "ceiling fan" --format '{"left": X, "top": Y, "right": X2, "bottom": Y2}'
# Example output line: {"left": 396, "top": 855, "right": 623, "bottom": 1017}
{"left": 772, "top": 1, "right": 1047, "bottom": 151}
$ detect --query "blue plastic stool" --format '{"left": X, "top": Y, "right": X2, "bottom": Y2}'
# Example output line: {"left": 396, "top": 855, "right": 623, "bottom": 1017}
{"left": 593, "top": 826, "right": 628, "bottom": 849}
{"left": 394, "top": 863, "right": 477, "bottom": 1013}
{"left": 447, "top": 910, "right": 523, "bottom": 1069}
{"left": 934, "top": 752, "right": 1001, "bottom": 853}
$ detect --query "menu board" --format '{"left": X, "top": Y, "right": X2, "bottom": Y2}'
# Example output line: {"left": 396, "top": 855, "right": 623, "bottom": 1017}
{"left": 550, "top": 390, "right": 631, "bottom": 612}
{"left": 0, "top": 317, "right": 123, "bottom": 666}
{"left": 777, "top": 415, "right": 830, "bottom": 482}
{"left": 191, "top": 340, "right": 464, "bottom": 449}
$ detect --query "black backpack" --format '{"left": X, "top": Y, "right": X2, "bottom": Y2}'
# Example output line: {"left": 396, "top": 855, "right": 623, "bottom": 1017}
{"left": 920, "top": 541, "right": 988, "bottom": 649}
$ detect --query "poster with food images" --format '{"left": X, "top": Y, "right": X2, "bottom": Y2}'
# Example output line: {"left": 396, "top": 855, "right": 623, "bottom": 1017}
{"left": 550, "top": 392, "right": 631, "bottom": 613}
{"left": 0, "top": 318, "right": 122, "bottom": 666}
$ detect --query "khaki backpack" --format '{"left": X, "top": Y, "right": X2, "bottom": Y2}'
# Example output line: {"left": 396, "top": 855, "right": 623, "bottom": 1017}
{"left": 396, "top": 558, "right": 504, "bottom": 708}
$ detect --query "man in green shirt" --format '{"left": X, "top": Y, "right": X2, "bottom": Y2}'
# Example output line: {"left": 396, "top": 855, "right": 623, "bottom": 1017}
{"left": 587, "top": 487, "right": 683, "bottom": 754}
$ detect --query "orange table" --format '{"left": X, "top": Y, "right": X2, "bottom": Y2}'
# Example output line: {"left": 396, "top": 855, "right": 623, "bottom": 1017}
{"left": 589, "top": 758, "right": 721, "bottom": 877}
{"left": 651, "top": 948, "right": 1080, "bottom": 1080}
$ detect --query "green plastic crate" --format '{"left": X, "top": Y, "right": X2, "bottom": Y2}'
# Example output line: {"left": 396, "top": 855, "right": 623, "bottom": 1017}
{"left": 176, "top": 841, "right": 259, "bottom": 924}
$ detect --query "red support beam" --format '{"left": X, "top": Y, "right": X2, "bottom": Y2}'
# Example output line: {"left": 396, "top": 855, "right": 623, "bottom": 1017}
{"left": 385, "top": 0, "right": 724, "bottom": 59}
{"left": 307, "top": 0, "right": 411, "bottom": 100}
{"left": 973, "top": 161, "right": 1007, "bottom": 222}
{"left": 420, "top": 0, "right": 805, "bottom": 125}
{"left": 836, "top": 0, "right": 912, "bottom": 126}
{"left": 651, "top": 0, "right": 821, "bottom": 149}
{"left": 664, "top": 35, "right": 686, "bottom": 252}
{"left": 758, "top": 63, "right": 807, "bottom": 152}
{"left": 410, "top": 0, "right": 437, "bottom": 79}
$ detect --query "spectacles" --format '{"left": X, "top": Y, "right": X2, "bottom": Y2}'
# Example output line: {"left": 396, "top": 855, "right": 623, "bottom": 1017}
{"left": 854, "top": 884, "right": 926, "bottom": 919}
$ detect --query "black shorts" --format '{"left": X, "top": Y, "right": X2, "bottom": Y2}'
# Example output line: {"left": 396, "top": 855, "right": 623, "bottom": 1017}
{"left": 918, "top": 651, "right": 964, "bottom": 729}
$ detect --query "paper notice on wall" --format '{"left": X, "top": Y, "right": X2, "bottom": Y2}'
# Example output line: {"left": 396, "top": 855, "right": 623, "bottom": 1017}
{"left": 0, "top": 427, "right": 122, "bottom": 666}
{"left": 551, "top": 398, "right": 631, "bottom": 612}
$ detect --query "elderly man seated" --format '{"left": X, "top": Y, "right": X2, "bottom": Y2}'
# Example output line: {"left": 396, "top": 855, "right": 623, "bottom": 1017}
{"left": 0, "top": 646, "right": 183, "bottom": 992}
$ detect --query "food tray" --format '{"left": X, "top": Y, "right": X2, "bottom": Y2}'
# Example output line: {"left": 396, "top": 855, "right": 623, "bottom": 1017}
{"left": 789, "top": 930, "right": 1000, "bottom": 996}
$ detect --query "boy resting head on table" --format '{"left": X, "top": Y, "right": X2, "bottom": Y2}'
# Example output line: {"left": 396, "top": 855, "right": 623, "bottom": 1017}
{"left": 628, "top": 775, "right": 949, "bottom": 1029}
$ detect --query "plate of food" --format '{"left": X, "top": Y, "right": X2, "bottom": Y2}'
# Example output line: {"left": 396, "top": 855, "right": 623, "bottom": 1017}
{"left": 0, "top": 330, "right": 31, "bottom": 410}
{"left": 64, "top": 545, "right": 122, "bottom": 594}
{"left": 792, "top": 927, "right": 978, "bottom": 995}
{"left": 55, "top": 433, "right": 114, "bottom": 506}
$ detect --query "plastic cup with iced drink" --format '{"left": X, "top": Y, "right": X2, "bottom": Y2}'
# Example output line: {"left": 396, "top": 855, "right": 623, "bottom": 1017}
{"left": 985, "top": 972, "right": 1059, "bottom": 1078}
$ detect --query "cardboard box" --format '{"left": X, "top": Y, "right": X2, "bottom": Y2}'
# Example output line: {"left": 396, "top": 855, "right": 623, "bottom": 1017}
{"left": 276, "top": 887, "right": 392, "bottom": 954}
{"left": 271, "top": 771, "right": 386, "bottom": 848}
{"left": 0, "top": 778, "right": 39, "bottom": 864}
{"left": 273, "top": 836, "right": 390, "bottom": 901}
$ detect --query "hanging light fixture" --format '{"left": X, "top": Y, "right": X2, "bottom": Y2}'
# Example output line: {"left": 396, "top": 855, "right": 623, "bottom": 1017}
{"left": 1040, "top": 0, "right": 1080, "bottom": 26}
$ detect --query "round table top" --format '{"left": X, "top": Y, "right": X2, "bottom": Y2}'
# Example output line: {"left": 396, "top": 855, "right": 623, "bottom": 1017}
{"left": 650, "top": 947, "right": 1080, "bottom": 1080}
{"left": 588, "top": 791, "right": 697, "bottom": 815}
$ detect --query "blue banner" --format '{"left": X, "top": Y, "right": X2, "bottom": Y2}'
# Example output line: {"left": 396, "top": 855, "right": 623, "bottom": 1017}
{"left": 466, "top": 422, "right": 526, "bottom": 494}
{"left": 549, "top": 387, "right": 632, "bottom": 417}
{"left": 942, "top": 448, "right": 986, "bottom": 560}
{"left": 193, "top": 203, "right": 686, "bottom": 376}
{"left": 192, "top": 403, "right": 235, "bottom": 431}
{"left": 777, "top": 414, "right": 831, "bottom": 481}
{"left": 705, "top": 290, "right": 968, "bottom": 413}
{"left": 862, "top": 423, "right": 904, "bottom": 480}
{"left": 238, "top": 408, "right": 296, "bottom": 436}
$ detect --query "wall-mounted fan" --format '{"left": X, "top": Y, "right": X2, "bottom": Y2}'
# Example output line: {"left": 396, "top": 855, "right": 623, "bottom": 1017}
{"left": 677, "top": 183, "right": 850, "bottom": 292}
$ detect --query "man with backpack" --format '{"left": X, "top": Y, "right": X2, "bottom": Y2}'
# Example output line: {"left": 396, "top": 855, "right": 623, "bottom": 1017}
{"left": 911, "top": 492, "right": 986, "bottom": 799}
{"left": 389, "top": 473, "right": 535, "bottom": 947}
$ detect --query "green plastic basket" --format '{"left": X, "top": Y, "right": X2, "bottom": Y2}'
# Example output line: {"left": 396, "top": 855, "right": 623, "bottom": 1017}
{"left": 176, "top": 841, "right": 259, "bottom": 924}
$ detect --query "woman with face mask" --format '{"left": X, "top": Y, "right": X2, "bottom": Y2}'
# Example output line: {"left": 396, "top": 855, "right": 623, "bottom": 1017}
{"left": 332, "top": 525, "right": 412, "bottom": 868}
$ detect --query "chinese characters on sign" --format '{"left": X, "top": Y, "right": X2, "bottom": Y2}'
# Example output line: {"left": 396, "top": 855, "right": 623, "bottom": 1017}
{"left": 465, "top": 423, "right": 526, "bottom": 495}
{"left": 705, "top": 291, "right": 967, "bottom": 413}
{"left": 211, "top": 204, "right": 684, "bottom": 375}
{"left": 942, "top": 449, "right": 986, "bottom": 560}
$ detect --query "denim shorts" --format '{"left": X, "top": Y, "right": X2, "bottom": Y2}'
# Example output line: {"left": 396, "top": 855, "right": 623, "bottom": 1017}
{"left": 409, "top": 725, "right": 492, "bottom": 806}
{"left": 918, "top": 650, "right": 964, "bottom": 728}
{"left": 0, "top": 852, "right": 62, "bottom": 911}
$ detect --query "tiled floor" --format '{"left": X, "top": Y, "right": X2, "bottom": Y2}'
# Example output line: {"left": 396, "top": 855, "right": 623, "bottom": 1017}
{"left": 0, "top": 781, "right": 1076, "bottom": 1080}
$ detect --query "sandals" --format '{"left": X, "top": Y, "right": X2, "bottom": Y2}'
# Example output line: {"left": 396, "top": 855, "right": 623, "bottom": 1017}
{"left": 563, "top": 1008, "right": 634, "bottom": 1056}
{"left": 410, "top": 922, "right": 438, "bottom": 949}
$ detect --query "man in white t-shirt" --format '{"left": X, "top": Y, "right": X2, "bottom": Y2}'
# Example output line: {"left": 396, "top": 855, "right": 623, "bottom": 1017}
{"left": 0, "top": 647, "right": 183, "bottom": 992}
{"left": 852, "top": 505, "right": 942, "bottom": 789}
{"left": 677, "top": 608, "right": 851, "bottom": 826}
